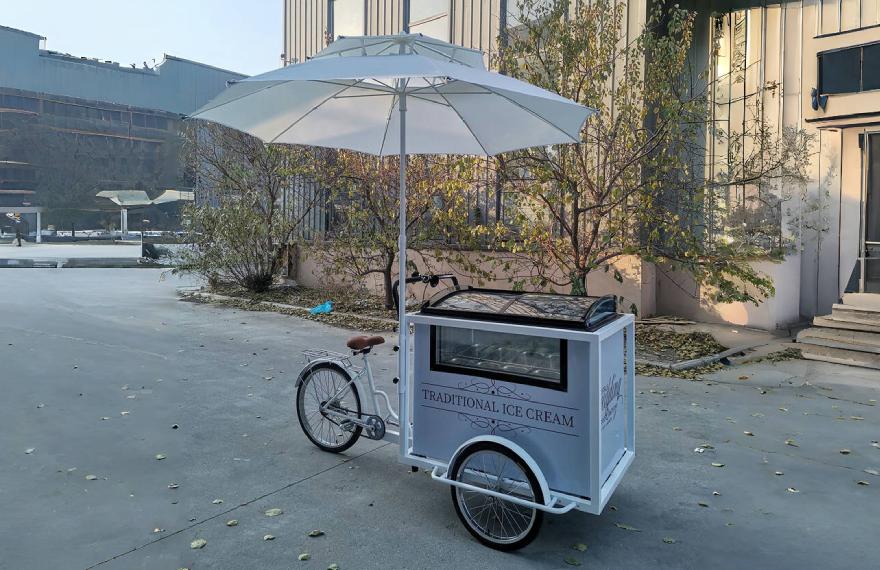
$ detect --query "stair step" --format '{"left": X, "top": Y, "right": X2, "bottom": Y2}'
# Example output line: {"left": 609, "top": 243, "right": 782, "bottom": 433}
{"left": 797, "top": 327, "right": 880, "bottom": 353}
{"left": 831, "top": 304, "right": 880, "bottom": 325}
{"left": 812, "top": 315, "right": 880, "bottom": 333}
{"left": 800, "top": 344, "right": 880, "bottom": 370}
{"left": 842, "top": 293, "right": 880, "bottom": 310}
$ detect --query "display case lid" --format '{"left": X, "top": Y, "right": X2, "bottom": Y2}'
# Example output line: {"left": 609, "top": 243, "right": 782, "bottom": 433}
{"left": 420, "top": 288, "right": 619, "bottom": 331}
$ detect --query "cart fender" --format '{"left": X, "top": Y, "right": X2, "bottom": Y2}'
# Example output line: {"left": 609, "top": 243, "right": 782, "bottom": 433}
{"left": 448, "top": 435, "right": 551, "bottom": 506}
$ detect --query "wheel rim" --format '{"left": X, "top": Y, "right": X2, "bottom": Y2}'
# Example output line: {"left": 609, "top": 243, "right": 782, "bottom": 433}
{"left": 454, "top": 449, "right": 537, "bottom": 545}
{"left": 298, "top": 367, "right": 359, "bottom": 448}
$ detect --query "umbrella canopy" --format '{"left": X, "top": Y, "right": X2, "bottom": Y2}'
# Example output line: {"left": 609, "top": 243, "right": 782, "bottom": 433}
{"left": 189, "top": 33, "right": 593, "bottom": 456}
{"left": 190, "top": 33, "right": 591, "bottom": 156}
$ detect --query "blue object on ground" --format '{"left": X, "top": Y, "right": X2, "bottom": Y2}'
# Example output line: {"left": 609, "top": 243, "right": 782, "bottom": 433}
{"left": 310, "top": 300, "right": 333, "bottom": 314}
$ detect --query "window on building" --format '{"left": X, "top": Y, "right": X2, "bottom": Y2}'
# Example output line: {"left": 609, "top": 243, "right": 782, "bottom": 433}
{"left": 409, "top": 0, "right": 449, "bottom": 41}
{"left": 333, "top": 0, "right": 364, "bottom": 38}
{"left": 819, "top": 47, "right": 862, "bottom": 94}
{"left": 863, "top": 43, "right": 880, "bottom": 91}
{"left": 819, "top": 42, "right": 880, "bottom": 95}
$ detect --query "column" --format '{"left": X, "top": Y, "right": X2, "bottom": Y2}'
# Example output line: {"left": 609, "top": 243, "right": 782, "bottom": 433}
{"left": 35, "top": 211, "right": 41, "bottom": 243}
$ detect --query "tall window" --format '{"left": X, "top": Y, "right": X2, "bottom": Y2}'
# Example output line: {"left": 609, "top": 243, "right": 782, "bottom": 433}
{"left": 333, "top": 0, "right": 364, "bottom": 38}
{"left": 409, "top": 0, "right": 448, "bottom": 41}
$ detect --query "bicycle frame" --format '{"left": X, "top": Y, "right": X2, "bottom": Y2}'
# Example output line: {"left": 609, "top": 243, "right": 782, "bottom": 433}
{"left": 301, "top": 349, "right": 399, "bottom": 440}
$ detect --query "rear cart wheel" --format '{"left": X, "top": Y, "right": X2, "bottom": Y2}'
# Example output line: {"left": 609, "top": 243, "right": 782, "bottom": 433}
{"left": 450, "top": 441, "right": 544, "bottom": 551}
{"left": 296, "top": 362, "right": 362, "bottom": 453}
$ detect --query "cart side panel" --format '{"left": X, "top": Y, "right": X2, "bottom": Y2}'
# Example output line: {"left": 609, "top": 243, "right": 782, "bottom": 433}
{"left": 599, "top": 326, "right": 627, "bottom": 484}
{"left": 410, "top": 322, "right": 592, "bottom": 498}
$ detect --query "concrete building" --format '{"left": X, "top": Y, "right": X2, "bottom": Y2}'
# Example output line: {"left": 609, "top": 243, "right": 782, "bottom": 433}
{"left": 0, "top": 24, "right": 246, "bottom": 238}
{"left": 282, "top": 1, "right": 880, "bottom": 337}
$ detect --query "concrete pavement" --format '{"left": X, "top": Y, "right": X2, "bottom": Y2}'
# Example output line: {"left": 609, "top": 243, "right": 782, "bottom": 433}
{"left": 1, "top": 269, "right": 878, "bottom": 569}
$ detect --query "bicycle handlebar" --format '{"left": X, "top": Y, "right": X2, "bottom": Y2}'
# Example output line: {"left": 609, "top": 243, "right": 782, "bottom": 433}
{"left": 392, "top": 272, "right": 460, "bottom": 312}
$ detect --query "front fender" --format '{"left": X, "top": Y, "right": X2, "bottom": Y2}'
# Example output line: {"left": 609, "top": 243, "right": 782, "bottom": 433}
{"left": 447, "top": 435, "right": 551, "bottom": 507}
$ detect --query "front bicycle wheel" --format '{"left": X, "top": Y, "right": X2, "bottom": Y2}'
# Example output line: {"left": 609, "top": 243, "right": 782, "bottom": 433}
{"left": 296, "top": 361, "right": 362, "bottom": 453}
{"left": 450, "top": 441, "right": 544, "bottom": 551}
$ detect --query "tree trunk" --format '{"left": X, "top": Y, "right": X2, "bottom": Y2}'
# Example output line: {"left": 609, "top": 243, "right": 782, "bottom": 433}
{"left": 383, "top": 255, "right": 395, "bottom": 310}
{"left": 570, "top": 270, "right": 588, "bottom": 296}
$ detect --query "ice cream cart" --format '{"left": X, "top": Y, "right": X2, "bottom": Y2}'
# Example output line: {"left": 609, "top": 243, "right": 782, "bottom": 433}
{"left": 296, "top": 274, "right": 635, "bottom": 550}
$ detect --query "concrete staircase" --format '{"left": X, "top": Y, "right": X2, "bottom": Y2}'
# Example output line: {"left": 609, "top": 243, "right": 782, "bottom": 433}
{"left": 797, "top": 293, "right": 880, "bottom": 369}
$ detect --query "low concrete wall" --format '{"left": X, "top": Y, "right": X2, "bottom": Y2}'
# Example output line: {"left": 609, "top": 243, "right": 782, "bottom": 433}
{"left": 293, "top": 245, "right": 655, "bottom": 316}
{"left": 655, "top": 254, "right": 803, "bottom": 331}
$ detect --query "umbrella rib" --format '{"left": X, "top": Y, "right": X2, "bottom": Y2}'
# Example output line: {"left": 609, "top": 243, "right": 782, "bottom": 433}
{"left": 267, "top": 81, "right": 364, "bottom": 144}
{"left": 432, "top": 86, "right": 491, "bottom": 156}
{"left": 188, "top": 81, "right": 283, "bottom": 118}
{"left": 479, "top": 84, "right": 583, "bottom": 144}
{"left": 312, "top": 37, "right": 395, "bottom": 58}
{"left": 377, "top": 90, "right": 399, "bottom": 157}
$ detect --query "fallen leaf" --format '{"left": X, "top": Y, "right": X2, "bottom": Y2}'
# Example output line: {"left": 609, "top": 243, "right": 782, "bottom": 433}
{"left": 85, "top": 475, "right": 98, "bottom": 481}
{"left": 778, "top": 407, "right": 788, "bottom": 413}
{"left": 152, "top": 528, "right": 164, "bottom": 534}
{"left": 264, "top": 508, "right": 283, "bottom": 517}
{"left": 155, "top": 454, "right": 166, "bottom": 460}
{"left": 308, "top": 529, "right": 325, "bottom": 537}
{"left": 672, "top": 426, "right": 682, "bottom": 431}
{"left": 563, "top": 557, "right": 582, "bottom": 566}
{"left": 712, "top": 491, "right": 721, "bottom": 496}
{"left": 662, "top": 537, "right": 676, "bottom": 544}
{"left": 743, "top": 431, "right": 754, "bottom": 436}
{"left": 298, "top": 553, "right": 310, "bottom": 561}
{"left": 190, "top": 538, "right": 207, "bottom": 549}
{"left": 572, "top": 543, "right": 588, "bottom": 552}
{"left": 787, "top": 487, "right": 799, "bottom": 494}
{"left": 263, "top": 534, "right": 275, "bottom": 541}
{"left": 738, "top": 375, "right": 749, "bottom": 380}
{"left": 873, "top": 441, "right": 880, "bottom": 449}
{"left": 850, "top": 416, "right": 864, "bottom": 421}
{"left": 711, "top": 462, "right": 725, "bottom": 468}
{"left": 167, "top": 483, "right": 179, "bottom": 489}
{"left": 857, "top": 480, "right": 870, "bottom": 486}
{"left": 774, "top": 471, "right": 784, "bottom": 476}
{"left": 212, "top": 499, "right": 223, "bottom": 504}
{"left": 24, "top": 448, "right": 35, "bottom": 454}
{"left": 840, "top": 449, "right": 852, "bottom": 455}
{"left": 614, "top": 523, "right": 640, "bottom": 532}
{"left": 100, "top": 417, "right": 110, "bottom": 421}
{"left": 120, "top": 411, "right": 130, "bottom": 416}
{"left": 327, "top": 565, "right": 339, "bottom": 570}
{"left": 785, "top": 439, "right": 799, "bottom": 447}
{"left": 226, "top": 520, "right": 238, "bottom": 527}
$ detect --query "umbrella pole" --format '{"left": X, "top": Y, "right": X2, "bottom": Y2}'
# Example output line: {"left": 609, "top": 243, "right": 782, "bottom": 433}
{"left": 397, "top": 85, "right": 408, "bottom": 461}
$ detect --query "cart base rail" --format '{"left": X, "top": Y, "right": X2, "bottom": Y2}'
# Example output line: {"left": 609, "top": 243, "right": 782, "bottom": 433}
{"left": 429, "top": 466, "right": 580, "bottom": 514}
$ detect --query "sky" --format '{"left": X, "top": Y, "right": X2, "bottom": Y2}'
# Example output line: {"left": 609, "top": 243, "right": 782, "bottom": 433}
{"left": 1, "top": 0, "right": 280, "bottom": 76}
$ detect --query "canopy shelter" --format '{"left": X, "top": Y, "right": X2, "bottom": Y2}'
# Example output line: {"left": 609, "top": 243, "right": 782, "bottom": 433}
{"left": 96, "top": 189, "right": 194, "bottom": 234}
{"left": 189, "top": 33, "right": 593, "bottom": 460}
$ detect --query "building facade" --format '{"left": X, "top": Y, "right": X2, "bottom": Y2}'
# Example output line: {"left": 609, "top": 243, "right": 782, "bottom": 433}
{"left": 282, "top": 0, "right": 880, "bottom": 330}
{"left": 0, "top": 25, "right": 246, "bottom": 237}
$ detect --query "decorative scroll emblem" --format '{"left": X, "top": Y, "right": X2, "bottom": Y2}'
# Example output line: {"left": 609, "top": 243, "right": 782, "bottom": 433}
{"left": 457, "top": 412, "right": 532, "bottom": 436}
{"left": 457, "top": 379, "right": 532, "bottom": 402}
{"left": 601, "top": 373, "right": 623, "bottom": 428}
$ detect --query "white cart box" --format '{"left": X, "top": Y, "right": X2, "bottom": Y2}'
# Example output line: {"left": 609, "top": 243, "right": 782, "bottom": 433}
{"left": 403, "top": 289, "right": 635, "bottom": 514}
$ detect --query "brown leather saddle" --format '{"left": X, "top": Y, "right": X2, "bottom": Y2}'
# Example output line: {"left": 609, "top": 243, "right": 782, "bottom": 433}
{"left": 346, "top": 335, "right": 385, "bottom": 353}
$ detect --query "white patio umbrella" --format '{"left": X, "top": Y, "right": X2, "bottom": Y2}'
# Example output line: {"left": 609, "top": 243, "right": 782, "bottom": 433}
{"left": 189, "top": 33, "right": 593, "bottom": 454}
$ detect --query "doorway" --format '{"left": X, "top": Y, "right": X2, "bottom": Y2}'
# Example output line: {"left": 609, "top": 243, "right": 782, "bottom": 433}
{"left": 862, "top": 133, "right": 880, "bottom": 292}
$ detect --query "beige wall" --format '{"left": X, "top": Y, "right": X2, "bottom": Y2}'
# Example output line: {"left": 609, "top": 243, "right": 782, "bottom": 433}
{"left": 294, "top": 245, "right": 656, "bottom": 316}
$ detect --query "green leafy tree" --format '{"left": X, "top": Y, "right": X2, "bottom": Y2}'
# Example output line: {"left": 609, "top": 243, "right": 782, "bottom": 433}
{"left": 175, "top": 122, "right": 320, "bottom": 292}
{"left": 312, "top": 152, "right": 482, "bottom": 308}
{"left": 493, "top": 0, "right": 812, "bottom": 304}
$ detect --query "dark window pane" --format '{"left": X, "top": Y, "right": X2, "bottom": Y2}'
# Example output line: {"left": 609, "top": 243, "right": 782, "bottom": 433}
{"left": 864, "top": 44, "right": 880, "bottom": 91}
{"left": 820, "top": 47, "right": 861, "bottom": 94}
